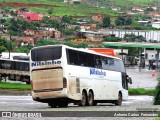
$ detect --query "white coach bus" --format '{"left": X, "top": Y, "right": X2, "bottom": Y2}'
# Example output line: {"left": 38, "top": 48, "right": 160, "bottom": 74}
{"left": 30, "top": 45, "right": 132, "bottom": 107}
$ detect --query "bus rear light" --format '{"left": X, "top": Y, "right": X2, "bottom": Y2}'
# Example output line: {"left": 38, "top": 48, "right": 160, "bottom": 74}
{"left": 63, "top": 77, "right": 67, "bottom": 88}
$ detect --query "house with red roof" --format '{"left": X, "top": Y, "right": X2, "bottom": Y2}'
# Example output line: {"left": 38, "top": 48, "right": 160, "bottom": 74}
{"left": 25, "top": 12, "right": 45, "bottom": 21}
{"left": 92, "top": 13, "right": 106, "bottom": 23}
{"left": 148, "top": 11, "right": 160, "bottom": 21}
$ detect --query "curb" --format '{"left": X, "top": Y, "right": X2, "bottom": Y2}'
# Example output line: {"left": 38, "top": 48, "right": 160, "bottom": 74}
{"left": 0, "top": 89, "right": 31, "bottom": 96}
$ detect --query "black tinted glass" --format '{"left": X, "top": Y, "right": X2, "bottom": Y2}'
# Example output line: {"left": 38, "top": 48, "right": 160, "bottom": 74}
{"left": 31, "top": 46, "right": 62, "bottom": 61}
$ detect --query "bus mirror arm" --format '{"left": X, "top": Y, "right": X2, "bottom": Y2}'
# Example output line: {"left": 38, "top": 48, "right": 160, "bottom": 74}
{"left": 126, "top": 75, "right": 132, "bottom": 84}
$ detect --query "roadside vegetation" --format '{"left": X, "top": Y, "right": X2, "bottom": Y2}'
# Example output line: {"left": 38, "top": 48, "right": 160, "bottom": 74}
{"left": 0, "top": 81, "right": 31, "bottom": 90}
{"left": 0, "top": 81, "right": 156, "bottom": 96}
{"left": 154, "top": 74, "right": 160, "bottom": 105}
{"left": 129, "top": 88, "right": 155, "bottom": 96}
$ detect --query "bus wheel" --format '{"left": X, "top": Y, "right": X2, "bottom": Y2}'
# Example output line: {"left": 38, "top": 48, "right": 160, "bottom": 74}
{"left": 48, "top": 103, "right": 58, "bottom": 108}
{"left": 88, "top": 91, "right": 94, "bottom": 106}
{"left": 79, "top": 91, "right": 87, "bottom": 106}
{"left": 115, "top": 93, "right": 122, "bottom": 106}
{"left": 93, "top": 101, "right": 97, "bottom": 106}
{"left": 26, "top": 81, "right": 30, "bottom": 84}
{"left": 58, "top": 102, "right": 68, "bottom": 108}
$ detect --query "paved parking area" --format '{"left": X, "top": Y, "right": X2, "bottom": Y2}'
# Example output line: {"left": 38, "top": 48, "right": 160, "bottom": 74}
{"left": 126, "top": 67, "right": 159, "bottom": 89}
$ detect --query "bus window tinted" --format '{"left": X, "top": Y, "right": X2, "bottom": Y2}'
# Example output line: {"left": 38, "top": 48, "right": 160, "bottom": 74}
{"left": 31, "top": 46, "right": 62, "bottom": 61}
{"left": 66, "top": 48, "right": 125, "bottom": 73}
{"left": 115, "top": 60, "right": 125, "bottom": 73}
{"left": 78, "top": 52, "right": 87, "bottom": 66}
{"left": 67, "top": 49, "right": 79, "bottom": 65}
{"left": 101, "top": 57, "right": 115, "bottom": 71}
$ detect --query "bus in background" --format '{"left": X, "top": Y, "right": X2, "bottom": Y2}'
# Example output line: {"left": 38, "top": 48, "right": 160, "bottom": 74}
{"left": 30, "top": 45, "right": 132, "bottom": 107}
{"left": 0, "top": 58, "right": 30, "bottom": 84}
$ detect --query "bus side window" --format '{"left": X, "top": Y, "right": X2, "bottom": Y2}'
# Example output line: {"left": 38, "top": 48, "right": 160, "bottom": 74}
{"left": 87, "top": 53, "right": 95, "bottom": 67}
{"left": 78, "top": 52, "right": 87, "bottom": 66}
{"left": 67, "top": 49, "right": 79, "bottom": 65}
{"left": 95, "top": 56, "right": 102, "bottom": 68}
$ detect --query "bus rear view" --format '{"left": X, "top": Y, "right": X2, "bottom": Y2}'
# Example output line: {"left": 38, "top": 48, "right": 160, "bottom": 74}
{"left": 30, "top": 45, "right": 132, "bottom": 107}
{"left": 30, "top": 45, "right": 68, "bottom": 107}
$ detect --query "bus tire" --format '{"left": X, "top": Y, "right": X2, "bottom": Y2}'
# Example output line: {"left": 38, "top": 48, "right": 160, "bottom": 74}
{"left": 88, "top": 91, "right": 94, "bottom": 106}
{"left": 48, "top": 103, "right": 58, "bottom": 108}
{"left": 93, "top": 101, "right": 97, "bottom": 106}
{"left": 115, "top": 92, "right": 122, "bottom": 106}
{"left": 26, "top": 81, "right": 30, "bottom": 84}
{"left": 79, "top": 91, "right": 87, "bottom": 106}
{"left": 58, "top": 102, "right": 68, "bottom": 108}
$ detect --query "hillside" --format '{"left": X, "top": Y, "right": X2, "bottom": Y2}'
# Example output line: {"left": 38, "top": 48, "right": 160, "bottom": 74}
{"left": 85, "top": 0, "right": 156, "bottom": 9}
{"left": 0, "top": 0, "right": 117, "bottom": 17}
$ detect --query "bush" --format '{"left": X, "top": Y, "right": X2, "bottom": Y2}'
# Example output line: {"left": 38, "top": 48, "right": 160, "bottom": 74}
{"left": 154, "top": 74, "right": 160, "bottom": 105}
{"left": 128, "top": 88, "right": 155, "bottom": 96}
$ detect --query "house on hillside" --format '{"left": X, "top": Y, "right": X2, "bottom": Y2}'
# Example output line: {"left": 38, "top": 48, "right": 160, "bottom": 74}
{"left": 17, "top": 10, "right": 28, "bottom": 19}
{"left": 64, "top": 0, "right": 82, "bottom": 4}
{"left": 138, "top": 21, "right": 151, "bottom": 26}
{"left": 111, "top": 7, "right": 121, "bottom": 11}
{"left": 49, "top": 16, "right": 62, "bottom": 20}
{"left": 152, "top": 22, "right": 160, "bottom": 29}
{"left": 80, "top": 23, "right": 97, "bottom": 30}
{"left": 148, "top": 11, "right": 160, "bottom": 21}
{"left": 22, "top": 36, "right": 37, "bottom": 46}
{"left": 24, "top": 29, "right": 61, "bottom": 39}
{"left": 151, "top": 6, "right": 157, "bottom": 10}
{"left": 25, "top": 12, "right": 45, "bottom": 21}
{"left": 92, "top": 13, "right": 106, "bottom": 23}
{"left": 131, "top": 6, "right": 144, "bottom": 11}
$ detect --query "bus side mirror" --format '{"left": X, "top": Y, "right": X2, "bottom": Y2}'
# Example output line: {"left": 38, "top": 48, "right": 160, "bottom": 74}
{"left": 126, "top": 75, "right": 132, "bottom": 84}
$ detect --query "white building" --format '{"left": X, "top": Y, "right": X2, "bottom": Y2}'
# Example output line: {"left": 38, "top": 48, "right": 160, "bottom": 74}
{"left": 152, "top": 22, "right": 160, "bottom": 29}
{"left": 64, "top": 0, "right": 82, "bottom": 4}
{"left": 101, "top": 29, "right": 160, "bottom": 42}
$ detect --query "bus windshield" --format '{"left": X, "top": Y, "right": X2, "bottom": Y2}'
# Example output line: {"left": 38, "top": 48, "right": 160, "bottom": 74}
{"left": 31, "top": 46, "right": 62, "bottom": 61}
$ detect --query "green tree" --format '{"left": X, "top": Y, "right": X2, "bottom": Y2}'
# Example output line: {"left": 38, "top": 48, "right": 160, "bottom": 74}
{"left": 16, "top": 45, "right": 32, "bottom": 54}
{"left": 102, "top": 16, "right": 111, "bottom": 27}
{"left": 0, "top": 37, "right": 9, "bottom": 53}
{"left": 115, "top": 16, "right": 132, "bottom": 26}
{"left": 35, "top": 39, "right": 54, "bottom": 46}
{"left": 8, "top": 19, "right": 38, "bottom": 36}
{"left": 115, "top": 16, "right": 125, "bottom": 26}
{"left": 61, "top": 15, "right": 73, "bottom": 24}
{"left": 42, "top": 16, "right": 50, "bottom": 23}
{"left": 47, "top": 9, "right": 54, "bottom": 15}
{"left": 124, "top": 34, "right": 146, "bottom": 42}
{"left": 125, "top": 18, "right": 132, "bottom": 25}
{"left": 103, "top": 36, "right": 121, "bottom": 42}
{"left": 33, "top": 21, "right": 40, "bottom": 28}
{"left": 154, "top": 75, "right": 160, "bottom": 105}
{"left": 49, "top": 19, "right": 60, "bottom": 28}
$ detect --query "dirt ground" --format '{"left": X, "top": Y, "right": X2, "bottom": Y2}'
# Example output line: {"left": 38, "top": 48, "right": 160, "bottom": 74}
{"left": 0, "top": 2, "right": 58, "bottom": 8}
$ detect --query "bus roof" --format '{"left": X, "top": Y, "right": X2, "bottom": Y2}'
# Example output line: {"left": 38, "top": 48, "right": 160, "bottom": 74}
{"left": 31, "top": 44, "right": 122, "bottom": 60}
{"left": 0, "top": 58, "right": 29, "bottom": 63}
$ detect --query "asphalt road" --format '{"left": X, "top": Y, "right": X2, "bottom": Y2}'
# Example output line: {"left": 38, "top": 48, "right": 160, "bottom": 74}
{"left": 0, "top": 95, "right": 159, "bottom": 120}
{"left": 0, "top": 95, "right": 155, "bottom": 111}
{"left": 126, "top": 67, "right": 158, "bottom": 89}
{"left": 0, "top": 67, "right": 160, "bottom": 120}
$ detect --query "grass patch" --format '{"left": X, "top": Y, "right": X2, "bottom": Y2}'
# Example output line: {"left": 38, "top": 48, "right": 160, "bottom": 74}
{"left": 129, "top": 88, "right": 155, "bottom": 96}
{"left": 0, "top": 82, "right": 31, "bottom": 90}
{"left": 0, "top": 82, "right": 156, "bottom": 95}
